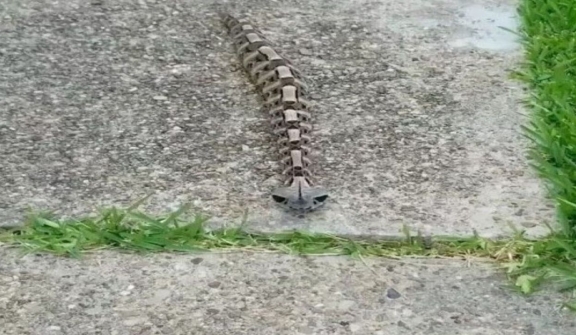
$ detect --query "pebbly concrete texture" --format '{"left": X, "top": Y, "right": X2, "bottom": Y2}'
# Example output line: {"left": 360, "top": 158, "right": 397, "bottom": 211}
{"left": 0, "top": 0, "right": 554, "bottom": 237}
{"left": 1, "top": 247, "right": 575, "bottom": 335}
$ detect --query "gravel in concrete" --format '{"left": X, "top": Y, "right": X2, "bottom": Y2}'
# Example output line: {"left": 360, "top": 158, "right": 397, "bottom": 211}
{"left": 1, "top": 247, "right": 574, "bottom": 335}
{"left": 0, "top": 0, "right": 553, "bottom": 238}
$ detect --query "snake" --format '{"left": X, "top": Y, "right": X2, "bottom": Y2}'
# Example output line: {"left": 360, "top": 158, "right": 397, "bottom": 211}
{"left": 219, "top": 12, "right": 329, "bottom": 213}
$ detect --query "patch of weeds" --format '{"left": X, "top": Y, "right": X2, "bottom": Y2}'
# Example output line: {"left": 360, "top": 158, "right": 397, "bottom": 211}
{"left": 0, "top": 207, "right": 464, "bottom": 257}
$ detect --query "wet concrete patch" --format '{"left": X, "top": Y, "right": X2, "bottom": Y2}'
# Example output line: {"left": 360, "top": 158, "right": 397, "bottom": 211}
{"left": 0, "top": 0, "right": 553, "bottom": 238}
{"left": 450, "top": 3, "right": 521, "bottom": 51}
{"left": 382, "top": 0, "right": 521, "bottom": 52}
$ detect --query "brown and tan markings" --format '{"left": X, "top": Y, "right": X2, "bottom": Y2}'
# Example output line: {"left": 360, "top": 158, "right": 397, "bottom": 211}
{"left": 219, "top": 13, "right": 329, "bottom": 213}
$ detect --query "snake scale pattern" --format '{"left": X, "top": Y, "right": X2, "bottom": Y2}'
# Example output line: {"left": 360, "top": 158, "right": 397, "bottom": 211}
{"left": 219, "top": 13, "right": 329, "bottom": 212}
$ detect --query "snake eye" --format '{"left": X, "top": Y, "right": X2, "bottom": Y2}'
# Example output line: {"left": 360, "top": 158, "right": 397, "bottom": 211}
{"left": 272, "top": 195, "right": 288, "bottom": 204}
{"left": 313, "top": 195, "right": 328, "bottom": 204}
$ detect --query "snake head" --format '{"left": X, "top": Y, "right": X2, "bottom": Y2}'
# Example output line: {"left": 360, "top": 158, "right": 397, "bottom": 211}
{"left": 271, "top": 178, "right": 329, "bottom": 212}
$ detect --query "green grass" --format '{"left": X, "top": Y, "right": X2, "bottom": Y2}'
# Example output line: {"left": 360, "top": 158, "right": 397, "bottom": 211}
{"left": 514, "top": 0, "right": 576, "bottom": 238}
{"left": 0, "top": 206, "right": 512, "bottom": 258}
{"left": 501, "top": 0, "right": 576, "bottom": 307}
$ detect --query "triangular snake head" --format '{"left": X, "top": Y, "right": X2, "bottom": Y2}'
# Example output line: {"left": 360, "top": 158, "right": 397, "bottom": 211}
{"left": 271, "top": 177, "right": 328, "bottom": 212}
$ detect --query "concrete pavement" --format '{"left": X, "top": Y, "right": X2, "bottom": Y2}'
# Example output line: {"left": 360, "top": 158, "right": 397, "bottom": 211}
{"left": 0, "top": 0, "right": 552, "bottom": 238}
{"left": 1, "top": 247, "right": 574, "bottom": 335}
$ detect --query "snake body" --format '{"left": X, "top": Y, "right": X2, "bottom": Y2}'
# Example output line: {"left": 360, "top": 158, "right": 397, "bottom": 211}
{"left": 220, "top": 13, "right": 328, "bottom": 212}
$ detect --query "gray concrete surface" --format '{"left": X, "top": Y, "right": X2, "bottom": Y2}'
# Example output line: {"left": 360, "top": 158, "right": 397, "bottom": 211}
{"left": 0, "top": 0, "right": 554, "bottom": 238}
{"left": 1, "top": 247, "right": 574, "bottom": 335}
